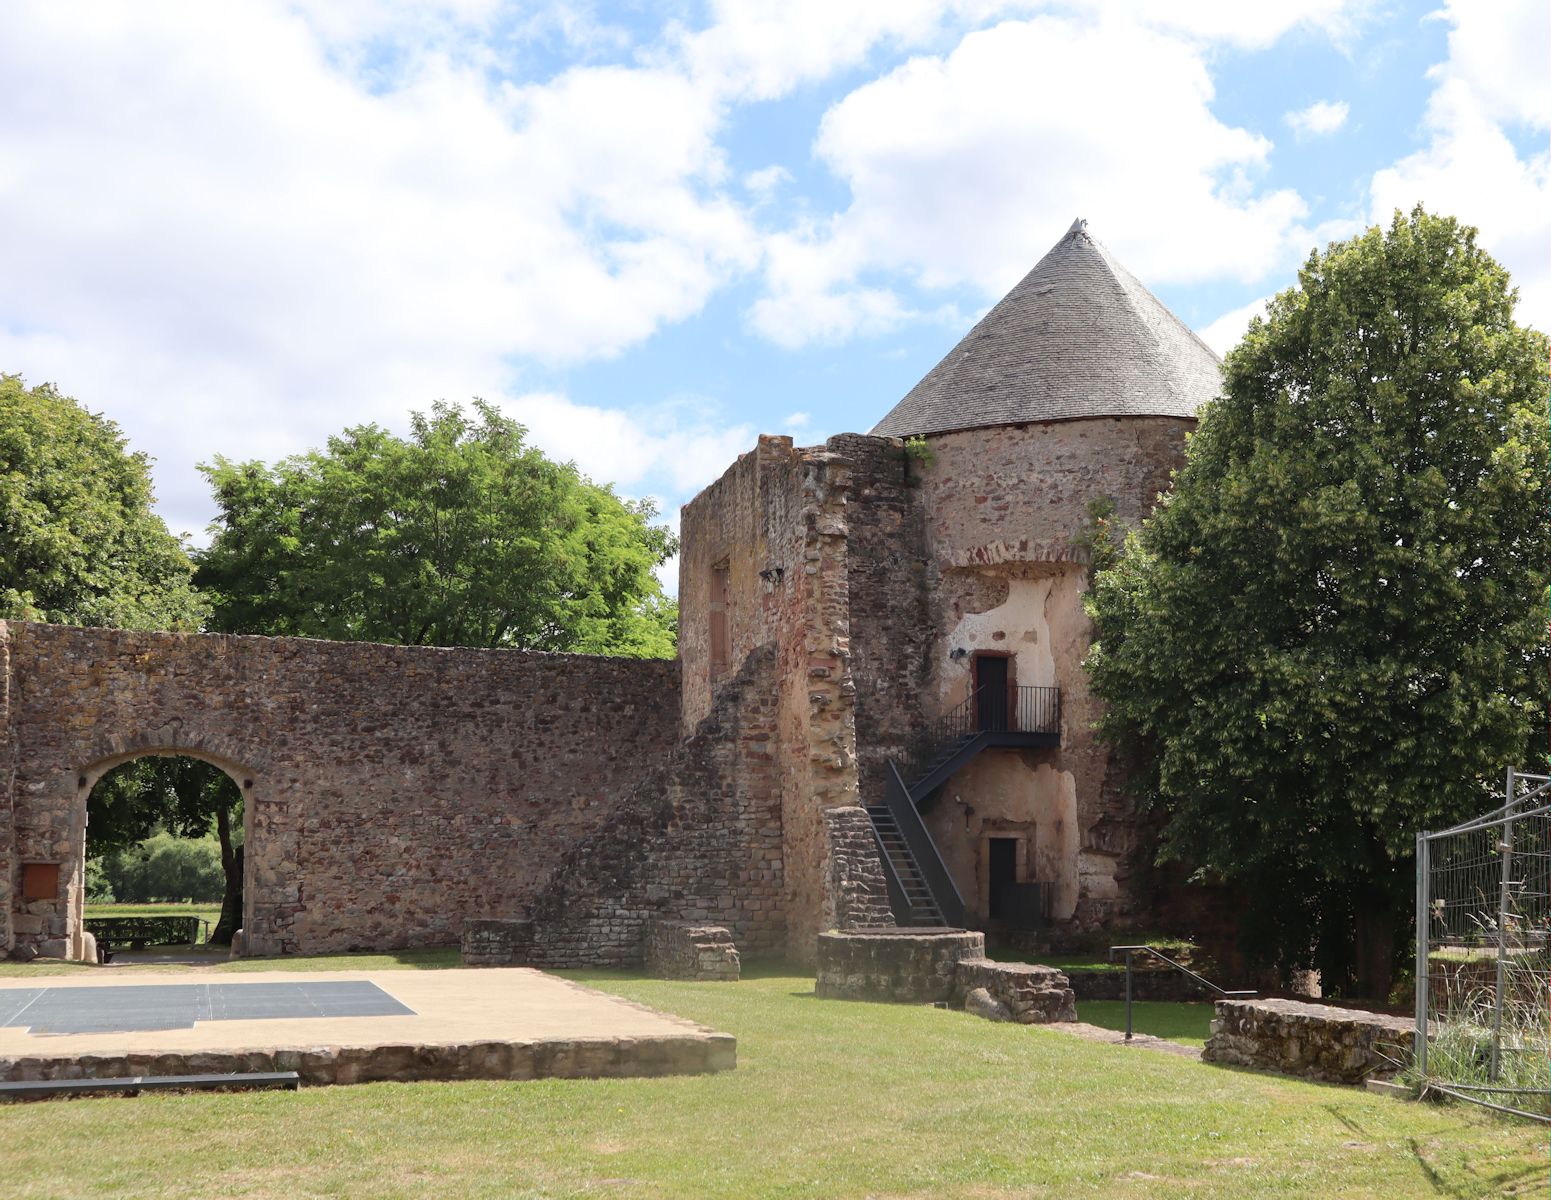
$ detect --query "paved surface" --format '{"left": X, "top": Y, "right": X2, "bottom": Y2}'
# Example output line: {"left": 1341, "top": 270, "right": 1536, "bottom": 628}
{"left": 1, "top": 980, "right": 412, "bottom": 1035}
{"left": 0, "top": 968, "right": 730, "bottom": 1071}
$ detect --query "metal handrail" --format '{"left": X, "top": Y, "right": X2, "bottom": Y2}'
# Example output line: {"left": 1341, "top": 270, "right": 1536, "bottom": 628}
{"left": 885, "top": 760, "right": 965, "bottom": 927}
{"left": 1108, "top": 944, "right": 1256, "bottom": 1042}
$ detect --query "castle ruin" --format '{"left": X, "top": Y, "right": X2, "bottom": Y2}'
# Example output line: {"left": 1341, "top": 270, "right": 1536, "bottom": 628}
{"left": 1, "top": 220, "right": 1221, "bottom": 965}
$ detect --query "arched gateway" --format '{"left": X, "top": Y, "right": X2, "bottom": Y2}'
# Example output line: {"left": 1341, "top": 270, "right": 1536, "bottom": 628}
{"left": 0, "top": 619, "right": 784, "bottom": 962}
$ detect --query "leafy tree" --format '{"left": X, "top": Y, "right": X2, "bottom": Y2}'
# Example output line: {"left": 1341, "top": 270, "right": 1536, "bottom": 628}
{"left": 0, "top": 374, "right": 206, "bottom": 630}
{"left": 195, "top": 400, "right": 676, "bottom": 656}
{"left": 1086, "top": 209, "right": 1549, "bottom": 999}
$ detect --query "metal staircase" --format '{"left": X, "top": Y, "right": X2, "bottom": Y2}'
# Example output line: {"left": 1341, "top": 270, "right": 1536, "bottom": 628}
{"left": 866, "top": 686, "right": 1061, "bottom": 929}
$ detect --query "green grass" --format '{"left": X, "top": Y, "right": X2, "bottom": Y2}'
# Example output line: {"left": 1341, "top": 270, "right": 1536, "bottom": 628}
{"left": 84, "top": 902, "right": 223, "bottom": 944}
{"left": 0, "top": 956, "right": 1543, "bottom": 1198}
{"left": 1077, "top": 1000, "right": 1216, "bottom": 1048}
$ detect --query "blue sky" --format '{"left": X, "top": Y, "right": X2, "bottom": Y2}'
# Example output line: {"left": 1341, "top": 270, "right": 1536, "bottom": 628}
{"left": 0, "top": 1, "right": 1546, "bottom": 580}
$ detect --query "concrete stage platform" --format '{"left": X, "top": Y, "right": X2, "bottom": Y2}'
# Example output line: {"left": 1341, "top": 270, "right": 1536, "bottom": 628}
{"left": 0, "top": 968, "right": 734, "bottom": 1088}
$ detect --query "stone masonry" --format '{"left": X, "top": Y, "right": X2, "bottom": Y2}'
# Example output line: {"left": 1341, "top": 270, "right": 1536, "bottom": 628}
{"left": 461, "top": 919, "right": 534, "bottom": 966}
{"left": 644, "top": 920, "right": 740, "bottom": 981}
{"left": 951, "top": 958, "right": 1077, "bottom": 1023}
{"left": 1203, "top": 998, "right": 1417, "bottom": 1084}
{"left": 0, "top": 621, "right": 777, "bottom": 963}
{"left": 815, "top": 929, "right": 986, "bottom": 1003}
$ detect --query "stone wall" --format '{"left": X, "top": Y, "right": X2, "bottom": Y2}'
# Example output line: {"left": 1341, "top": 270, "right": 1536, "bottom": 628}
{"left": 1203, "top": 999, "right": 1416, "bottom": 1084}
{"left": 644, "top": 920, "right": 740, "bottom": 981}
{"left": 1, "top": 621, "right": 683, "bottom": 959}
{"left": 523, "top": 647, "right": 784, "bottom": 966}
{"left": 952, "top": 958, "right": 1077, "bottom": 1023}
{"left": 815, "top": 929, "right": 985, "bottom": 1003}
{"left": 909, "top": 418, "right": 1193, "bottom": 939}
{"left": 821, "top": 807, "right": 895, "bottom": 931}
{"left": 461, "top": 919, "right": 534, "bottom": 966}
{"left": 678, "top": 436, "right": 884, "bottom": 964}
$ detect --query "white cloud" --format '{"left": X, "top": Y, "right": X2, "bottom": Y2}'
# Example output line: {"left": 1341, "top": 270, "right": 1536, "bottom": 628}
{"left": 502, "top": 392, "right": 756, "bottom": 496}
{"left": 1368, "top": 0, "right": 1550, "bottom": 330}
{"left": 0, "top": 2, "right": 758, "bottom": 537}
{"left": 1285, "top": 99, "right": 1349, "bottom": 140}
{"left": 749, "top": 13, "right": 1320, "bottom": 346}
{"left": 1197, "top": 297, "right": 1268, "bottom": 357}
{"left": 782, "top": 411, "right": 811, "bottom": 431}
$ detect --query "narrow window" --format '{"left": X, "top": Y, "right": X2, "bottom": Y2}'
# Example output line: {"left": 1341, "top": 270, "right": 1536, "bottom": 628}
{"left": 709, "top": 559, "right": 730, "bottom": 679}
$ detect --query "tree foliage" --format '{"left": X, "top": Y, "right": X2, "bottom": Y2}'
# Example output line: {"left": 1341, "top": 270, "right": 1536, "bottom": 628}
{"left": 195, "top": 400, "right": 676, "bottom": 656}
{"left": 0, "top": 374, "right": 205, "bottom": 629}
{"left": 1086, "top": 209, "right": 1550, "bottom": 997}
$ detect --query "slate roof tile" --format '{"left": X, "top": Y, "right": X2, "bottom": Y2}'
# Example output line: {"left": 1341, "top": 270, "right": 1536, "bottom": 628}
{"left": 872, "top": 219, "right": 1223, "bottom": 438}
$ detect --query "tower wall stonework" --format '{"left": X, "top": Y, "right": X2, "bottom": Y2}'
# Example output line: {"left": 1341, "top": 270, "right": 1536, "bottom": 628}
{"left": 908, "top": 417, "right": 1194, "bottom": 937}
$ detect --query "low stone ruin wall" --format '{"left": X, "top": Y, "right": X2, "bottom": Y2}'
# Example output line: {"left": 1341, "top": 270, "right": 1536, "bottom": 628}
{"left": 644, "top": 920, "right": 740, "bottom": 981}
{"left": 816, "top": 929, "right": 985, "bottom": 1003}
{"left": 814, "top": 930, "right": 1075, "bottom": 1023}
{"left": 462, "top": 919, "right": 533, "bottom": 966}
{"left": 1203, "top": 999, "right": 1416, "bottom": 1084}
{"left": 952, "top": 959, "right": 1076, "bottom": 1024}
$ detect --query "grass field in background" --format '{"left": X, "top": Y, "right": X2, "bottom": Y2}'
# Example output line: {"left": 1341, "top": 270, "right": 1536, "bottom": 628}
{"left": 0, "top": 955, "right": 1541, "bottom": 1198}
{"left": 83, "top": 902, "right": 223, "bottom": 944}
{"left": 1078, "top": 999, "right": 1216, "bottom": 1048}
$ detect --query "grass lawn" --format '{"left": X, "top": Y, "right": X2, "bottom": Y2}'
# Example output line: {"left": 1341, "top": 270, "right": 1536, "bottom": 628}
{"left": 84, "top": 902, "right": 223, "bottom": 943}
{"left": 0, "top": 956, "right": 1543, "bottom": 1199}
{"left": 1078, "top": 999, "right": 1215, "bottom": 1048}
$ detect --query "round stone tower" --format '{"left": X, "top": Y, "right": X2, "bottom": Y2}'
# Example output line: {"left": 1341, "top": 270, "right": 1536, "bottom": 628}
{"left": 870, "top": 218, "right": 1221, "bottom": 940}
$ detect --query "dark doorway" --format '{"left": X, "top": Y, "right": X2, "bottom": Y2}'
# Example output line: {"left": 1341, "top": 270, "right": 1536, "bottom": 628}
{"left": 974, "top": 654, "right": 1010, "bottom": 731}
{"left": 988, "top": 837, "right": 1019, "bottom": 919}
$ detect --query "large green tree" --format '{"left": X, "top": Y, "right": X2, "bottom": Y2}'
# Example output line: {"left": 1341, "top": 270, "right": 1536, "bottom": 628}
{"left": 1086, "top": 209, "right": 1549, "bottom": 999}
{"left": 0, "top": 374, "right": 206, "bottom": 630}
{"left": 195, "top": 400, "right": 676, "bottom": 656}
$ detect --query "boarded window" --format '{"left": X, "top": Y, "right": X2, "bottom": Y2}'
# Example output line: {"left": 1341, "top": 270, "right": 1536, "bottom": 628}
{"left": 21, "top": 862, "right": 60, "bottom": 901}
{"left": 709, "top": 560, "right": 730, "bottom": 678}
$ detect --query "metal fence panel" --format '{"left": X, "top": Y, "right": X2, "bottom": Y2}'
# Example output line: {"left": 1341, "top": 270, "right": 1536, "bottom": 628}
{"left": 1415, "top": 769, "right": 1550, "bottom": 1122}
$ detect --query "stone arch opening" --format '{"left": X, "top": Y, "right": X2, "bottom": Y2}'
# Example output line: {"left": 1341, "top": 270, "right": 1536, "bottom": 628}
{"left": 59, "top": 745, "right": 263, "bottom": 962}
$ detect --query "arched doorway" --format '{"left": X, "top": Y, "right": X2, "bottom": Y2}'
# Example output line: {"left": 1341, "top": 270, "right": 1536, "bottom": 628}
{"left": 72, "top": 748, "right": 258, "bottom": 962}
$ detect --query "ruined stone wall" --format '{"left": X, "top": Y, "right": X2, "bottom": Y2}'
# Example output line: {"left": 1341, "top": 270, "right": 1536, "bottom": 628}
{"left": 826, "top": 434, "right": 935, "bottom": 810}
{"left": 679, "top": 435, "right": 900, "bottom": 962}
{"left": 911, "top": 417, "right": 1193, "bottom": 938}
{"left": 523, "top": 646, "right": 784, "bottom": 965}
{"left": 1, "top": 621, "right": 681, "bottom": 958}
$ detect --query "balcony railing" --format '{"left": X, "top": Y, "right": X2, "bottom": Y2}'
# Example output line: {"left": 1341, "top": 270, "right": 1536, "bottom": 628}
{"left": 898, "top": 685, "right": 1061, "bottom": 789}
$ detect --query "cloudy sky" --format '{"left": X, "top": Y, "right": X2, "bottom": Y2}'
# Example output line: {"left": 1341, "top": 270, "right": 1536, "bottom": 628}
{"left": 1, "top": 1, "right": 1545, "bottom": 563}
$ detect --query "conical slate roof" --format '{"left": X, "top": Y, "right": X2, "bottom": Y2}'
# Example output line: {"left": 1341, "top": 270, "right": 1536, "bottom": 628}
{"left": 872, "top": 220, "right": 1221, "bottom": 438}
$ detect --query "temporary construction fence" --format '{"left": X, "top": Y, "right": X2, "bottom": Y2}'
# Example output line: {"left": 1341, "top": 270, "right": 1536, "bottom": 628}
{"left": 1414, "top": 768, "right": 1550, "bottom": 1121}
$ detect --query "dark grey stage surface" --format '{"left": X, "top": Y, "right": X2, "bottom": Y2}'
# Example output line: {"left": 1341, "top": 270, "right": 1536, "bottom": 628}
{"left": 0, "top": 981, "right": 414, "bottom": 1036}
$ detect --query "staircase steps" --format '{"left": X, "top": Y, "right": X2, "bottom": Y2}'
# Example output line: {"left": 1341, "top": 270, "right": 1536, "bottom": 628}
{"left": 865, "top": 805, "right": 944, "bottom": 926}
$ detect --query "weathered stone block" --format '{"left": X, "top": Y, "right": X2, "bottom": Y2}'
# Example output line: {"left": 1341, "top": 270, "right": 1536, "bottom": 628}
{"left": 1203, "top": 998, "right": 1416, "bottom": 1085}
{"left": 951, "top": 958, "right": 1077, "bottom": 1024}
{"left": 643, "top": 920, "right": 740, "bottom": 981}
{"left": 815, "top": 929, "right": 984, "bottom": 1003}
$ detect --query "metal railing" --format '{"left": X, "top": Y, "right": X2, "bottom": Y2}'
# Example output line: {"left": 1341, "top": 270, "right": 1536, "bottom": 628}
{"left": 1108, "top": 944, "right": 1256, "bottom": 1042}
{"left": 899, "top": 685, "right": 1061, "bottom": 786}
{"left": 885, "top": 760, "right": 965, "bottom": 927}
